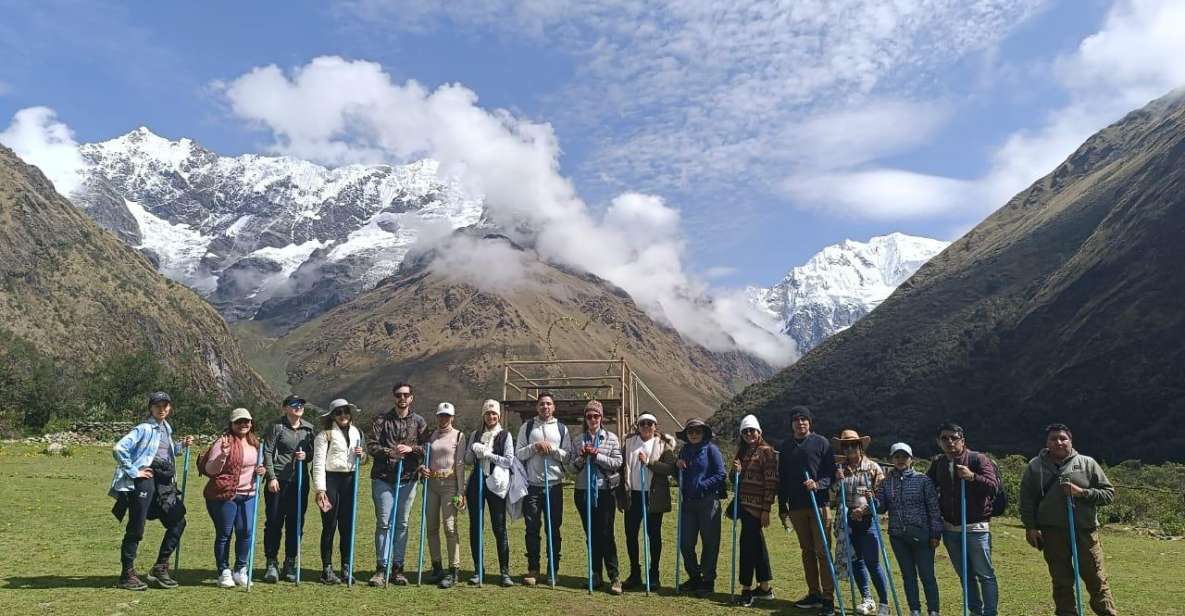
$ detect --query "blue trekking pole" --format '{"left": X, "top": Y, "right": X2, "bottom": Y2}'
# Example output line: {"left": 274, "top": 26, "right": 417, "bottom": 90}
{"left": 478, "top": 453, "right": 485, "bottom": 588}
{"left": 806, "top": 470, "right": 847, "bottom": 616}
{"left": 838, "top": 478, "right": 858, "bottom": 608}
{"left": 960, "top": 478, "right": 969, "bottom": 616}
{"left": 295, "top": 451, "right": 303, "bottom": 585}
{"left": 674, "top": 468, "right": 683, "bottom": 593}
{"left": 729, "top": 470, "right": 740, "bottom": 602}
{"left": 585, "top": 435, "right": 595, "bottom": 594}
{"left": 868, "top": 492, "right": 903, "bottom": 616}
{"left": 544, "top": 456, "right": 556, "bottom": 588}
{"left": 1067, "top": 494, "right": 1085, "bottom": 616}
{"left": 641, "top": 459, "right": 652, "bottom": 597}
{"left": 246, "top": 443, "right": 265, "bottom": 592}
{"left": 416, "top": 446, "right": 431, "bottom": 585}
{"left": 173, "top": 445, "right": 190, "bottom": 571}
{"left": 384, "top": 457, "right": 405, "bottom": 587}
{"left": 346, "top": 439, "right": 362, "bottom": 587}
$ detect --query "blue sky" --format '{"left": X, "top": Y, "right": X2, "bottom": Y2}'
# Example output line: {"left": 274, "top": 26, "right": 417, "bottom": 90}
{"left": 2, "top": 0, "right": 1183, "bottom": 289}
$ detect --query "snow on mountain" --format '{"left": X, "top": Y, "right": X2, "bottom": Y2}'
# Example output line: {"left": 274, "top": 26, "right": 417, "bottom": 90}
{"left": 749, "top": 233, "right": 950, "bottom": 354}
{"left": 71, "top": 127, "right": 483, "bottom": 322}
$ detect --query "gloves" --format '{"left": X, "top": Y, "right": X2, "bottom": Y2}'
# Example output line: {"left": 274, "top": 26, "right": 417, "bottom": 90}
{"left": 471, "top": 442, "right": 488, "bottom": 459}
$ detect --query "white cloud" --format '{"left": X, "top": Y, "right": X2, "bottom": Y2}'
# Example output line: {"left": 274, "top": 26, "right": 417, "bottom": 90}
{"left": 221, "top": 57, "right": 797, "bottom": 365}
{"left": 0, "top": 106, "right": 86, "bottom": 195}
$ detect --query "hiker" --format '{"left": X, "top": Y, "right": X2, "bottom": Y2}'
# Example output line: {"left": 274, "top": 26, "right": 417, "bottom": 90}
{"left": 261, "top": 394, "right": 315, "bottom": 583}
{"left": 515, "top": 392, "right": 572, "bottom": 586}
{"left": 311, "top": 399, "right": 366, "bottom": 584}
{"left": 732, "top": 414, "right": 778, "bottom": 607}
{"left": 776, "top": 405, "right": 839, "bottom": 614}
{"left": 675, "top": 417, "right": 726, "bottom": 598}
{"left": 834, "top": 428, "right": 889, "bottom": 616}
{"left": 572, "top": 400, "right": 623, "bottom": 594}
{"left": 1019, "top": 424, "right": 1118, "bottom": 616}
{"left": 619, "top": 412, "right": 676, "bottom": 592}
{"left": 463, "top": 399, "right": 517, "bottom": 587}
{"left": 872, "top": 442, "right": 942, "bottom": 616}
{"left": 419, "top": 402, "right": 468, "bottom": 588}
{"left": 202, "top": 407, "right": 267, "bottom": 588}
{"left": 109, "top": 391, "right": 194, "bottom": 590}
{"left": 366, "top": 382, "right": 428, "bottom": 586}
{"left": 926, "top": 422, "right": 1000, "bottom": 616}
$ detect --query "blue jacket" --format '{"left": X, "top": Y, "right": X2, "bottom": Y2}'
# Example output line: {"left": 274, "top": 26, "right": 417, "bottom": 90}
{"left": 874, "top": 467, "right": 943, "bottom": 540}
{"left": 677, "top": 440, "right": 725, "bottom": 500}
{"left": 109, "top": 417, "right": 182, "bottom": 497}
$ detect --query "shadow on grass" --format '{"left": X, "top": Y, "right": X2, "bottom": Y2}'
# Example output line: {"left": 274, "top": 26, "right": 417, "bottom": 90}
{"left": 2, "top": 570, "right": 219, "bottom": 590}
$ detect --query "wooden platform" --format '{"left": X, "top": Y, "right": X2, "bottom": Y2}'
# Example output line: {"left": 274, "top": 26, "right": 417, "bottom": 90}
{"left": 503, "top": 398, "right": 624, "bottom": 424}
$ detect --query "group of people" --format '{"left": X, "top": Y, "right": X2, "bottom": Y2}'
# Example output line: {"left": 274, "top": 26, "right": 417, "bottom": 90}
{"left": 109, "top": 389, "right": 1120, "bottom": 616}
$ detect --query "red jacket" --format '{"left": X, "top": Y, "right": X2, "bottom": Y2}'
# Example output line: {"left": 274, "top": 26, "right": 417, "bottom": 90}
{"left": 925, "top": 449, "right": 998, "bottom": 525}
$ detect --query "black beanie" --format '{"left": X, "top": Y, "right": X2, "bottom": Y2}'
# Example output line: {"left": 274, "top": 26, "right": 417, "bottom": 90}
{"left": 789, "top": 405, "right": 813, "bottom": 422}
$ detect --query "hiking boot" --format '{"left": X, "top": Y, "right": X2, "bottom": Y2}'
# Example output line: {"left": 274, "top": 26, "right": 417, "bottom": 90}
{"left": 500, "top": 573, "right": 515, "bottom": 587}
{"left": 340, "top": 566, "right": 354, "bottom": 585}
{"left": 522, "top": 570, "right": 538, "bottom": 586}
{"left": 320, "top": 565, "right": 340, "bottom": 585}
{"left": 282, "top": 558, "right": 297, "bottom": 583}
{"left": 877, "top": 604, "right": 891, "bottom": 616}
{"left": 736, "top": 588, "right": 755, "bottom": 607}
{"left": 678, "top": 575, "right": 702, "bottom": 593}
{"left": 609, "top": 578, "right": 623, "bottom": 595}
{"left": 622, "top": 568, "right": 642, "bottom": 590}
{"left": 427, "top": 562, "right": 444, "bottom": 584}
{"left": 368, "top": 565, "right": 387, "bottom": 587}
{"left": 857, "top": 597, "right": 877, "bottom": 615}
{"left": 217, "top": 569, "right": 235, "bottom": 588}
{"left": 468, "top": 571, "right": 482, "bottom": 585}
{"left": 438, "top": 567, "right": 457, "bottom": 589}
{"left": 264, "top": 559, "right": 280, "bottom": 583}
{"left": 817, "top": 601, "right": 836, "bottom": 616}
{"left": 694, "top": 581, "right": 714, "bottom": 598}
{"left": 795, "top": 593, "right": 825, "bottom": 609}
{"left": 118, "top": 568, "right": 148, "bottom": 591}
{"left": 752, "top": 585, "right": 774, "bottom": 601}
{"left": 391, "top": 565, "right": 409, "bottom": 586}
{"left": 147, "top": 563, "right": 178, "bottom": 589}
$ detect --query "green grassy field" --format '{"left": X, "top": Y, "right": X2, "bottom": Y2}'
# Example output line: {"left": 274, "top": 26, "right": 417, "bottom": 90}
{"left": 0, "top": 443, "right": 1181, "bottom": 615}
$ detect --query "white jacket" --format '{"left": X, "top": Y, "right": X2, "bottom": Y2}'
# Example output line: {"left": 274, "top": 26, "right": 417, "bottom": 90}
{"left": 312, "top": 425, "right": 366, "bottom": 492}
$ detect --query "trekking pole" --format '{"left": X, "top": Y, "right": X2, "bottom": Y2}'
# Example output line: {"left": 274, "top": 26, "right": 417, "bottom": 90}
{"left": 478, "top": 454, "right": 485, "bottom": 588}
{"left": 806, "top": 470, "right": 847, "bottom": 616}
{"left": 586, "top": 442, "right": 594, "bottom": 594}
{"left": 1067, "top": 494, "right": 1085, "bottom": 616}
{"left": 838, "top": 478, "right": 858, "bottom": 609}
{"left": 960, "top": 478, "right": 969, "bottom": 616}
{"left": 674, "top": 468, "right": 683, "bottom": 594}
{"left": 729, "top": 470, "right": 740, "bottom": 603}
{"left": 544, "top": 456, "right": 556, "bottom": 588}
{"left": 173, "top": 445, "right": 190, "bottom": 571}
{"left": 295, "top": 451, "right": 303, "bottom": 585}
{"left": 384, "top": 457, "right": 404, "bottom": 587}
{"left": 246, "top": 443, "right": 265, "bottom": 592}
{"left": 416, "top": 446, "right": 432, "bottom": 585}
{"left": 868, "top": 493, "right": 903, "bottom": 616}
{"left": 641, "top": 460, "right": 651, "bottom": 597}
{"left": 348, "top": 439, "right": 362, "bottom": 588}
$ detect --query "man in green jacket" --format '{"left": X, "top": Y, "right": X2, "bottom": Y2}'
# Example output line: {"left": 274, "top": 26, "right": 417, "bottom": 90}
{"left": 1019, "top": 423, "right": 1118, "bottom": 616}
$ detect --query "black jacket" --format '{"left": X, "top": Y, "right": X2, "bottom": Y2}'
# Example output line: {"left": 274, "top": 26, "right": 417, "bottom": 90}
{"left": 777, "top": 432, "right": 836, "bottom": 511}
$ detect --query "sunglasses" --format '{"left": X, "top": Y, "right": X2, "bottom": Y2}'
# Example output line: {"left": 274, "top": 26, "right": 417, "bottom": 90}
{"left": 638, "top": 421, "right": 656, "bottom": 427}
{"left": 741, "top": 428, "right": 759, "bottom": 435}
{"left": 287, "top": 402, "right": 305, "bottom": 409}
{"left": 233, "top": 419, "right": 253, "bottom": 424}
{"left": 394, "top": 392, "right": 412, "bottom": 398}
{"left": 585, "top": 413, "right": 602, "bottom": 419}
{"left": 332, "top": 408, "right": 352, "bottom": 416}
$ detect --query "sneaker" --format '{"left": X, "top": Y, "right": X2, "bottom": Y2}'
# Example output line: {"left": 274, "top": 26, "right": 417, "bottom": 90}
{"left": 928, "top": 612, "right": 940, "bottom": 616}
{"left": 368, "top": 567, "right": 387, "bottom": 587}
{"left": 878, "top": 604, "right": 891, "bottom": 616}
{"left": 217, "top": 569, "right": 235, "bottom": 589}
{"left": 391, "top": 565, "right": 409, "bottom": 586}
{"left": 735, "top": 589, "right": 755, "bottom": 607}
{"left": 795, "top": 593, "right": 825, "bottom": 609}
{"left": 427, "top": 562, "right": 444, "bottom": 584}
{"left": 340, "top": 566, "right": 354, "bottom": 585}
{"left": 857, "top": 597, "right": 877, "bottom": 615}
{"left": 438, "top": 567, "right": 457, "bottom": 589}
{"left": 118, "top": 569, "right": 148, "bottom": 591}
{"left": 522, "top": 570, "right": 538, "bottom": 586}
{"left": 232, "top": 567, "right": 249, "bottom": 587}
{"left": 817, "top": 602, "right": 836, "bottom": 616}
{"left": 320, "top": 565, "right": 340, "bottom": 585}
{"left": 282, "top": 559, "right": 297, "bottom": 583}
{"left": 500, "top": 573, "right": 515, "bottom": 587}
{"left": 694, "top": 581, "right": 714, "bottom": 598}
{"left": 752, "top": 586, "right": 774, "bottom": 601}
{"left": 468, "top": 572, "right": 482, "bottom": 585}
{"left": 609, "top": 578, "right": 623, "bottom": 595}
{"left": 910, "top": 611, "right": 922, "bottom": 616}
{"left": 264, "top": 559, "right": 280, "bottom": 583}
{"left": 147, "top": 563, "right": 178, "bottom": 589}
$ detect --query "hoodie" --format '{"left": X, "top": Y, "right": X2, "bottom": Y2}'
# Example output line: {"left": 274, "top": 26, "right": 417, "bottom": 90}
{"left": 1019, "top": 448, "right": 1114, "bottom": 531}
{"left": 678, "top": 438, "right": 726, "bottom": 501}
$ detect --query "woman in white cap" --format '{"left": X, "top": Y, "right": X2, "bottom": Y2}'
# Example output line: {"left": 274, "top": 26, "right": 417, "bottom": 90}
{"left": 833, "top": 429, "right": 888, "bottom": 616}
{"left": 618, "top": 411, "right": 675, "bottom": 591}
{"left": 872, "top": 442, "right": 942, "bottom": 616}
{"left": 201, "top": 407, "right": 266, "bottom": 588}
{"left": 311, "top": 399, "right": 366, "bottom": 584}
{"left": 419, "top": 401, "right": 468, "bottom": 588}
{"left": 464, "top": 399, "right": 517, "bottom": 587}
{"left": 732, "top": 414, "right": 778, "bottom": 606}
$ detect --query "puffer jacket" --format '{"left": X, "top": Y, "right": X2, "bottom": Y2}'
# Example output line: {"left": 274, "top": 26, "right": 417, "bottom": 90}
{"left": 618, "top": 432, "right": 678, "bottom": 513}
{"left": 1019, "top": 448, "right": 1114, "bottom": 530}
{"left": 312, "top": 424, "right": 367, "bottom": 492}
{"left": 571, "top": 427, "right": 623, "bottom": 491}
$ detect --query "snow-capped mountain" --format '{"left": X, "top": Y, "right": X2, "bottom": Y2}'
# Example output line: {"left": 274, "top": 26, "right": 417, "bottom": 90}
{"left": 749, "top": 233, "right": 950, "bottom": 354}
{"left": 71, "top": 127, "right": 483, "bottom": 323}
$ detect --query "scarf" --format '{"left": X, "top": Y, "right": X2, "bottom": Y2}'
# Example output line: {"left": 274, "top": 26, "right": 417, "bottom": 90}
{"left": 583, "top": 430, "right": 603, "bottom": 507}
{"left": 479, "top": 424, "right": 503, "bottom": 476}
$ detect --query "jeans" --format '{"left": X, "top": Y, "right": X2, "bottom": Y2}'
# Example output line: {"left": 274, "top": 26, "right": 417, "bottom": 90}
{"left": 890, "top": 534, "right": 940, "bottom": 613}
{"left": 575, "top": 488, "right": 619, "bottom": 581}
{"left": 624, "top": 491, "right": 663, "bottom": 580}
{"left": 263, "top": 477, "right": 308, "bottom": 561}
{"left": 467, "top": 473, "right": 510, "bottom": 573}
{"left": 372, "top": 477, "right": 418, "bottom": 567}
{"left": 679, "top": 496, "right": 721, "bottom": 585}
{"left": 120, "top": 475, "right": 186, "bottom": 571}
{"left": 523, "top": 484, "right": 563, "bottom": 574}
{"left": 850, "top": 517, "right": 888, "bottom": 603}
{"left": 206, "top": 495, "right": 255, "bottom": 572}
{"left": 320, "top": 471, "right": 356, "bottom": 568}
{"left": 943, "top": 530, "right": 999, "bottom": 616}
{"left": 738, "top": 509, "right": 772, "bottom": 587}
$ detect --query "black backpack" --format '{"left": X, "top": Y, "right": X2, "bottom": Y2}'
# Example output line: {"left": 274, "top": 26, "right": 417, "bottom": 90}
{"left": 988, "top": 457, "right": 1007, "bottom": 517}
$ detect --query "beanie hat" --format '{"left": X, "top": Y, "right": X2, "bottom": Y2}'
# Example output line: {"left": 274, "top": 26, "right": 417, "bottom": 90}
{"left": 788, "top": 405, "right": 813, "bottom": 422}
{"left": 482, "top": 399, "right": 501, "bottom": 416}
{"left": 739, "top": 414, "right": 762, "bottom": 435}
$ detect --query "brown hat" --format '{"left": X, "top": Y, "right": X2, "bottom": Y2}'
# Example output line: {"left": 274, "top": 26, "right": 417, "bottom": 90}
{"left": 831, "top": 428, "right": 871, "bottom": 450}
{"left": 677, "top": 418, "right": 714, "bottom": 442}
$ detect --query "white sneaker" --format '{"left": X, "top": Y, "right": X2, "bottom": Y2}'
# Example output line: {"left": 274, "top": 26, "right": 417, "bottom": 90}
{"left": 858, "top": 597, "right": 877, "bottom": 615}
{"left": 929, "top": 612, "right": 941, "bottom": 616}
{"left": 232, "top": 567, "right": 249, "bottom": 587}
{"left": 878, "top": 604, "right": 890, "bottom": 616}
{"left": 909, "top": 610, "right": 921, "bottom": 616}
{"left": 217, "top": 569, "right": 235, "bottom": 588}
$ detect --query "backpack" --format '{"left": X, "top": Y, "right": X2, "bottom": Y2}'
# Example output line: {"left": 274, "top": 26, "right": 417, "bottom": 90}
{"left": 525, "top": 417, "right": 571, "bottom": 474}
{"left": 987, "top": 457, "right": 1007, "bottom": 517}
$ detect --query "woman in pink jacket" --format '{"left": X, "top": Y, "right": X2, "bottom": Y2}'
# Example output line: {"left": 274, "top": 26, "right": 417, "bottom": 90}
{"left": 202, "top": 407, "right": 266, "bottom": 588}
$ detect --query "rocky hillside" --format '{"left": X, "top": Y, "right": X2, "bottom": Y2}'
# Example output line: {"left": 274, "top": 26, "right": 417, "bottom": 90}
{"left": 716, "top": 90, "right": 1185, "bottom": 463}
{"left": 0, "top": 144, "right": 273, "bottom": 405}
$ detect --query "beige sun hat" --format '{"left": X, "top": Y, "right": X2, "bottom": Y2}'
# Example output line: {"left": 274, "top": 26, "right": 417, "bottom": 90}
{"left": 831, "top": 428, "right": 871, "bottom": 449}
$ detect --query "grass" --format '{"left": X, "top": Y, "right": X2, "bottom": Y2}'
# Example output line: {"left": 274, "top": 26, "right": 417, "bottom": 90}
{"left": 0, "top": 443, "right": 1182, "bottom": 615}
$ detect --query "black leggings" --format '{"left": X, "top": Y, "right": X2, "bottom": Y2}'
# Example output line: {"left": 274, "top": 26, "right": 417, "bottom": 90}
{"left": 120, "top": 474, "right": 186, "bottom": 571}
{"left": 320, "top": 471, "right": 356, "bottom": 567}
{"left": 624, "top": 491, "right": 662, "bottom": 578}
{"left": 738, "top": 509, "right": 772, "bottom": 587}
{"left": 467, "top": 472, "right": 510, "bottom": 573}
{"left": 575, "top": 488, "right": 619, "bottom": 580}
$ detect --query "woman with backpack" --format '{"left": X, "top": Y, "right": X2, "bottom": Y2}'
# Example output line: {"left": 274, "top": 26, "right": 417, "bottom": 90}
{"left": 834, "top": 429, "right": 888, "bottom": 616}
{"left": 109, "top": 391, "right": 194, "bottom": 590}
{"left": 732, "top": 414, "right": 778, "bottom": 607}
{"left": 201, "top": 407, "right": 266, "bottom": 589}
{"left": 872, "top": 442, "right": 943, "bottom": 616}
{"left": 463, "top": 400, "right": 517, "bottom": 587}
{"left": 311, "top": 399, "right": 366, "bottom": 584}
{"left": 420, "top": 402, "right": 468, "bottom": 588}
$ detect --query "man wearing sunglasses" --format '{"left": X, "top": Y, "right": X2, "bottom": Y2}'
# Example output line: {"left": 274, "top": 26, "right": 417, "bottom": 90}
{"left": 366, "top": 382, "right": 428, "bottom": 586}
{"left": 261, "top": 394, "right": 316, "bottom": 583}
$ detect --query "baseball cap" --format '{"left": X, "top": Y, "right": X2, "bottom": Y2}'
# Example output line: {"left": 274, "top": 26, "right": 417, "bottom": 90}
{"left": 436, "top": 402, "right": 456, "bottom": 416}
{"left": 229, "top": 407, "right": 253, "bottom": 423}
{"left": 282, "top": 394, "right": 306, "bottom": 407}
{"left": 889, "top": 442, "right": 914, "bottom": 457}
{"left": 148, "top": 391, "right": 172, "bottom": 406}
